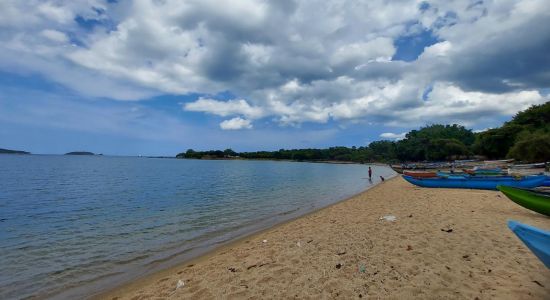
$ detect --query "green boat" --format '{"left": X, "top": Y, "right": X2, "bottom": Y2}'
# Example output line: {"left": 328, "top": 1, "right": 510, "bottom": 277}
{"left": 498, "top": 186, "right": 550, "bottom": 217}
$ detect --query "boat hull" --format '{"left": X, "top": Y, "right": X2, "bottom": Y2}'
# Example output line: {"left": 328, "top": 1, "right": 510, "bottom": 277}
{"left": 497, "top": 185, "right": 550, "bottom": 216}
{"left": 403, "top": 175, "right": 546, "bottom": 190}
{"left": 403, "top": 170, "right": 438, "bottom": 178}
{"left": 462, "top": 168, "right": 506, "bottom": 176}
{"left": 508, "top": 220, "right": 550, "bottom": 269}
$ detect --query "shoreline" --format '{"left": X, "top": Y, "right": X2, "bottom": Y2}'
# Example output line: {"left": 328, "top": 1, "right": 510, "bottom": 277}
{"left": 175, "top": 157, "right": 389, "bottom": 166}
{"left": 93, "top": 174, "right": 397, "bottom": 299}
{"left": 100, "top": 176, "right": 550, "bottom": 299}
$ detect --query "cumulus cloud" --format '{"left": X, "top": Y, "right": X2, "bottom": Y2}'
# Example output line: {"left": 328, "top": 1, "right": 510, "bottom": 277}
{"left": 473, "top": 128, "right": 492, "bottom": 133}
{"left": 380, "top": 132, "right": 407, "bottom": 141}
{"left": 184, "top": 98, "right": 263, "bottom": 119}
{"left": 0, "top": 0, "right": 549, "bottom": 128}
{"left": 40, "top": 29, "right": 69, "bottom": 43}
{"left": 219, "top": 117, "right": 252, "bottom": 130}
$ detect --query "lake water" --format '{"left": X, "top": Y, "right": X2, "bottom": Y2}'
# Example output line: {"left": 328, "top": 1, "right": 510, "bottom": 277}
{"left": 0, "top": 155, "right": 395, "bottom": 299}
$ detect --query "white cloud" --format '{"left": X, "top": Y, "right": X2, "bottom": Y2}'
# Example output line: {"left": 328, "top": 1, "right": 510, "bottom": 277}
{"left": 391, "top": 82, "right": 547, "bottom": 126}
{"left": 219, "top": 117, "right": 252, "bottom": 130}
{"left": 0, "top": 0, "right": 548, "bottom": 128}
{"left": 420, "top": 41, "right": 452, "bottom": 58}
{"left": 330, "top": 37, "right": 395, "bottom": 68}
{"left": 184, "top": 98, "right": 264, "bottom": 119}
{"left": 41, "top": 29, "right": 68, "bottom": 43}
{"left": 473, "top": 128, "right": 491, "bottom": 133}
{"left": 38, "top": 2, "right": 74, "bottom": 24}
{"left": 380, "top": 132, "right": 407, "bottom": 140}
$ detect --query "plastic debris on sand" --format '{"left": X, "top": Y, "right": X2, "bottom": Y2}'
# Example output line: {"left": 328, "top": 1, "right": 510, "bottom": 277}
{"left": 379, "top": 215, "right": 397, "bottom": 222}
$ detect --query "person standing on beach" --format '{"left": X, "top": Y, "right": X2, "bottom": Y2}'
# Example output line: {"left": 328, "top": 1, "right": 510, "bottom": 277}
{"left": 368, "top": 166, "right": 372, "bottom": 180}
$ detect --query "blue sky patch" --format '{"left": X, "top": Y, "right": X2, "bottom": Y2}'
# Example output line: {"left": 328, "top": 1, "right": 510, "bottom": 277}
{"left": 422, "top": 84, "right": 433, "bottom": 101}
{"left": 419, "top": 1, "right": 430, "bottom": 12}
{"left": 392, "top": 27, "right": 439, "bottom": 62}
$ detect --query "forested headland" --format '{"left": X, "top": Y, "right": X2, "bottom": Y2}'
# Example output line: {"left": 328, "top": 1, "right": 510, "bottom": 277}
{"left": 0, "top": 148, "right": 30, "bottom": 154}
{"left": 177, "top": 102, "right": 550, "bottom": 163}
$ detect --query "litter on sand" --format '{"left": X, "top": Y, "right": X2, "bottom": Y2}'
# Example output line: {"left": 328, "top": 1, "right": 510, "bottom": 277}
{"left": 262, "top": 239, "right": 268, "bottom": 243}
{"left": 379, "top": 215, "right": 397, "bottom": 222}
{"left": 169, "top": 279, "right": 186, "bottom": 296}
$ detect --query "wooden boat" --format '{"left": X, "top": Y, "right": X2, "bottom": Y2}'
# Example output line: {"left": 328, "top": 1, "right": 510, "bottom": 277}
{"left": 497, "top": 185, "right": 550, "bottom": 216}
{"left": 508, "top": 220, "right": 550, "bottom": 269}
{"left": 402, "top": 175, "right": 546, "bottom": 190}
{"left": 462, "top": 168, "right": 506, "bottom": 176}
{"left": 391, "top": 161, "right": 453, "bottom": 175}
{"left": 403, "top": 170, "right": 438, "bottom": 178}
{"left": 485, "top": 159, "right": 514, "bottom": 162}
{"left": 437, "top": 171, "right": 468, "bottom": 177}
{"left": 510, "top": 162, "right": 547, "bottom": 169}
{"left": 508, "top": 169, "right": 546, "bottom": 176}
{"left": 390, "top": 164, "right": 404, "bottom": 174}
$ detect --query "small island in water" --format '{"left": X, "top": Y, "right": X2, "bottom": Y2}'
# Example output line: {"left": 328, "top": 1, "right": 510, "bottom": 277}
{"left": 0, "top": 148, "right": 30, "bottom": 154}
{"left": 65, "top": 151, "right": 95, "bottom": 155}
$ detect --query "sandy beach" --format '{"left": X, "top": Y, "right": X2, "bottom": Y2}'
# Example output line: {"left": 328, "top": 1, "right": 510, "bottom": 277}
{"left": 100, "top": 176, "right": 550, "bottom": 299}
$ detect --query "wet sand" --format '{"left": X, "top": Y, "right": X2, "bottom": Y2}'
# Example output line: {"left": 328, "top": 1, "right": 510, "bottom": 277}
{"left": 100, "top": 177, "right": 550, "bottom": 299}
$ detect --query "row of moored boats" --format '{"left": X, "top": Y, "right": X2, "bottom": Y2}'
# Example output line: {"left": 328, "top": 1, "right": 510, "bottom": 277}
{"left": 395, "top": 162, "right": 550, "bottom": 269}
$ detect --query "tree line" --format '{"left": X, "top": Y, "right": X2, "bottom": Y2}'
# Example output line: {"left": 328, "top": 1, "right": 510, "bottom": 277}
{"left": 176, "top": 102, "right": 550, "bottom": 163}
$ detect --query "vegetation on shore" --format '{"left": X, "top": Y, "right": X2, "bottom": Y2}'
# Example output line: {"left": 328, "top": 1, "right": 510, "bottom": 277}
{"left": 65, "top": 151, "right": 95, "bottom": 155}
{"left": 0, "top": 148, "right": 30, "bottom": 154}
{"left": 177, "top": 102, "right": 550, "bottom": 163}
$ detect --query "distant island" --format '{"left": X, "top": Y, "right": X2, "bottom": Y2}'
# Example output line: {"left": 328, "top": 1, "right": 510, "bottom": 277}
{"left": 65, "top": 151, "right": 95, "bottom": 155}
{"left": 0, "top": 148, "right": 30, "bottom": 154}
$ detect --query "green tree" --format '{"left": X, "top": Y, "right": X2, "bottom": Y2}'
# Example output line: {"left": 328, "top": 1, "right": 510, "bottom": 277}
{"left": 223, "top": 148, "right": 237, "bottom": 157}
{"left": 507, "top": 131, "right": 550, "bottom": 162}
{"left": 426, "top": 138, "right": 470, "bottom": 161}
{"left": 472, "top": 124, "right": 524, "bottom": 159}
{"left": 368, "top": 140, "right": 396, "bottom": 161}
{"left": 181, "top": 149, "right": 200, "bottom": 158}
{"left": 394, "top": 124, "right": 474, "bottom": 161}
{"left": 511, "top": 102, "right": 550, "bottom": 129}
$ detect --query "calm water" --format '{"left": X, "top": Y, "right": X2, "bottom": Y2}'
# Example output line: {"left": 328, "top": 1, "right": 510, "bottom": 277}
{"left": 0, "top": 155, "right": 395, "bottom": 299}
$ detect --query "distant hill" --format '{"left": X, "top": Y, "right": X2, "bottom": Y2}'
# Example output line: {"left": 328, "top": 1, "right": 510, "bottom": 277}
{"left": 0, "top": 148, "right": 30, "bottom": 154}
{"left": 65, "top": 151, "right": 95, "bottom": 155}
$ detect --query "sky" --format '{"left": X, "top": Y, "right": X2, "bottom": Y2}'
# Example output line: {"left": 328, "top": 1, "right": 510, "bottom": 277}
{"left": 0, "top": 0, "right": 549, "bottom": 156}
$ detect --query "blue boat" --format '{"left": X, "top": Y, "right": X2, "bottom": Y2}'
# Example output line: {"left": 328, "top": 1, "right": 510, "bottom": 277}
{"left": 543, "top": 176, "right": 550, "bottom": 187}
{"left": 403, "top": 174, "right": 546, "bottom": 190}
{"left": 508, "top": 220, "right": 550, "bottom": 269}
{"left": 475, "top": 167, "right": 502, "bottom": 173}
{"left": 437, "top": 171, "right": 514, "bottom": 178}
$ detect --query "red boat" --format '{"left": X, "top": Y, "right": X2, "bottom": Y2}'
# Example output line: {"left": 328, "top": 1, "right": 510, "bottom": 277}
{"left": 403, "top": 170, "right": 438, "bottom": 178}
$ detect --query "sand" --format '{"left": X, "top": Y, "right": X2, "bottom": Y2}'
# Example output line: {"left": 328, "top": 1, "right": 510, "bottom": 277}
{"left": 100, "top": 177, "right": 550, "bottom": 299}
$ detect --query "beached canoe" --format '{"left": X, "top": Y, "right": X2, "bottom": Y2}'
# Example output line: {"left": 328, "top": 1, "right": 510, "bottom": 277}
{"left": 462, "top": 168, "right": 506, "bottom": 176}
{"left": 390, "top": 164, "right": 405, "bottom": 174}
{"left": 508, "top": 169, "right": 546, "bottom": 176}
{"left": 497, "top": 185, "right": 550, "bottom": 216}
{"left": 508, "top": 220, "right": 550, "bottom": 268}
{"left": 403, "top": 175, "right": 546, "bottom": 190}
{"left": 511, "top": 162, "right": 547, "bottom": 169}
{"left": 403, "top": 170, "right": 438, "bottom": 178}
{"left": 437, "top": 171, "right": 468, "bottom": 177}
{"left": 436, "top": 171, "right": 510, "bottom": 177}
